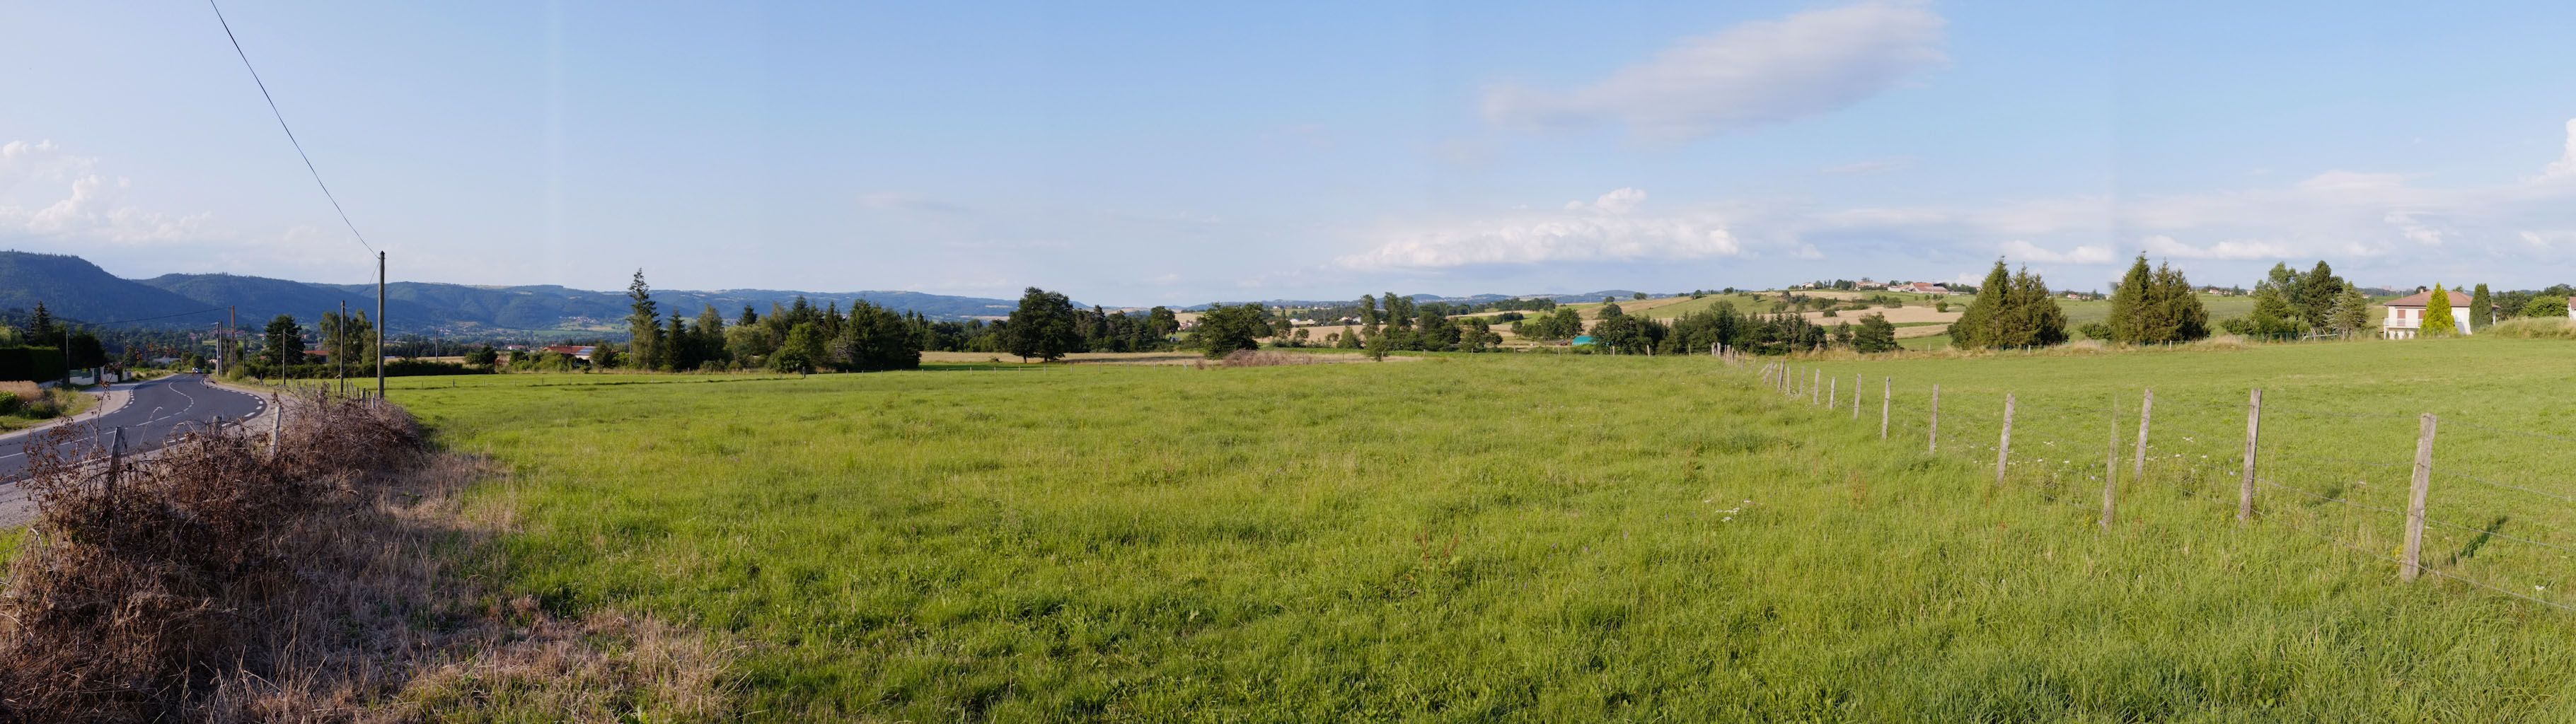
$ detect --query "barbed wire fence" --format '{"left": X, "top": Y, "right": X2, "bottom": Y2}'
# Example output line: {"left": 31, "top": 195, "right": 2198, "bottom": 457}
{"left": 1723, "top": 349, "right": 2576, "bottom": 612}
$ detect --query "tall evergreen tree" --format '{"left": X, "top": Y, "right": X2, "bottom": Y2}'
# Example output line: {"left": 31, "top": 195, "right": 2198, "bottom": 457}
{"left": 1948, "top": 260, "right": 2012, "bottom": 349}
{"left": 2151, "top": 261, "right": 2210, "bottom": 342}
{"left": 2297, "top": 262, "right": 2343, "bottom": 329}
{"left": 25, "top": 302, "right": 57, "bottom": 341}
{"left": 2471, "top": 283, "right": 2493, "bottom": 330}
{"left": 261, "top": 315, "right": 306, "bottom": 368}
{"left": 2423, "top": 284, "right": 2459, "bottom": 337}
{"left": 2107, "top": 255, "right": 2154, "bottom": 342}
{"left": 625, "top": 269, "right": 662, "bottom": 369}
{"left": 2330, "top": 284, "right": 2371, "bottom": 338}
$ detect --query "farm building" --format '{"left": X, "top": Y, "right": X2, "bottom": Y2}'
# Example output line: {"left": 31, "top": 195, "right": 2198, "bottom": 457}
{"left": 1891, "top": 282, "right": 1952, "bottom": 295}
{"left": 2381, "top": 289, "right": 2473, "bottom": 339}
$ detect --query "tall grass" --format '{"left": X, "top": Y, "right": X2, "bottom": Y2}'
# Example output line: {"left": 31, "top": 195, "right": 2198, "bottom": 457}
{"left": 2480, "top": 317, "right": 2576, "bottom": 339}
{"left": 393, "top": 344, "right": 2576, "bottom": 721}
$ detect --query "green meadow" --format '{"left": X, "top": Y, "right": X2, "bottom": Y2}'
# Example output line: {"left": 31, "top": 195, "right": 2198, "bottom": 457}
{"left": 393, "top": 339, "right": 2576, "bottom": 721}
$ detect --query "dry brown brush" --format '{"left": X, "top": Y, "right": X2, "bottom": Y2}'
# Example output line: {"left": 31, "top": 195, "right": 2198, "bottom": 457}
{"left": 0, "top": 392, "right": 736, "bottom": 723}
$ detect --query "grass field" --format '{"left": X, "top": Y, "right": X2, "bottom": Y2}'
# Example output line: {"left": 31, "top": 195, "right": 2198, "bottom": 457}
{"left": 382, "top": 335, "right": 2576, "bottom": 721}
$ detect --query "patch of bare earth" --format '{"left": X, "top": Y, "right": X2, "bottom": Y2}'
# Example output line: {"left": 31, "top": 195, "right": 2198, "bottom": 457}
{"left": 0, "top": 393, "right": 737, "bottom": 723}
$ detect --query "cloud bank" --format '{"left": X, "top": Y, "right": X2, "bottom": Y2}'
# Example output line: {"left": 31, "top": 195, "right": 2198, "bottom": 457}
{"left": 1339, "top": 188, "right": 1745, "bottom": 269}
{"left": 1484, "top": 1, "right": 1947, "bottom": 143}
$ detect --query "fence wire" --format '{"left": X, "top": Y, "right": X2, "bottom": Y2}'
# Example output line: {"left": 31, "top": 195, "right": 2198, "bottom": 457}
{"left": 1736, "top": 362, "right": 2576, "bottom": 613}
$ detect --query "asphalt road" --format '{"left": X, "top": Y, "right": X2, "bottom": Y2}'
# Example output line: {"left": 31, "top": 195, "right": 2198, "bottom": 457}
{"left": 0, "top": 374, "right": 267, "bottom": 494}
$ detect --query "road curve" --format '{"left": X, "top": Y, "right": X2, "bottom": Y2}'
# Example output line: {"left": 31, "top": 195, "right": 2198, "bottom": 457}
{"left": 0, "top": 374, "right": 268, "bottom": 508}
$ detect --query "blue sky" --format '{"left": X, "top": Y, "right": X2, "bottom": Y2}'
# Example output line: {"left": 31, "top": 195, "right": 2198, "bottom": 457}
{"left": 6, "top": 1, "right": 2575, "bottom": 305}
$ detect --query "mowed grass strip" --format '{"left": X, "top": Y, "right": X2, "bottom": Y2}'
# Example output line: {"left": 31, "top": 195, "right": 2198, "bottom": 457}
{"left": 398, "top": 353, "right": 2576, "bottom": 722}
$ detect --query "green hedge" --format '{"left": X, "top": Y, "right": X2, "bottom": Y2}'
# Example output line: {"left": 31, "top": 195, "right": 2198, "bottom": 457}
{"left": 243, "top": 360, "right": 491, "bottom": 379}
{"left": 0, "top": 346, "right": 67, "bottom": 382}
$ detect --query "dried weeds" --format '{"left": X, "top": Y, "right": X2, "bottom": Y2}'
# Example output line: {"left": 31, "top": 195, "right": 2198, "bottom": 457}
{"left": 0, "top": 392, "right": 737, "bottom": 723}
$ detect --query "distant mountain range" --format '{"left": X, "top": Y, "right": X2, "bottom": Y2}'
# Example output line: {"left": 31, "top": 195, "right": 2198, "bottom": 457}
{"left": 0, "top": 250, "right": 1670, "bottom": 339}
{"left": 0, "top": 250, "right": 1056, "bottom": 339}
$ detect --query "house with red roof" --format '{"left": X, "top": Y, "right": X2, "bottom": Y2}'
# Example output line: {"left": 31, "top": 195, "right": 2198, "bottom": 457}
{"left": 2381, "top": 288, "right": 2473, "bottom": 339}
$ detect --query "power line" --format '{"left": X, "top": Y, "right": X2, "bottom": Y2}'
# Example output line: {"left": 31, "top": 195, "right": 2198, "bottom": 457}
{"left": 206, "top": 0, "right": 372, "bottom": 254}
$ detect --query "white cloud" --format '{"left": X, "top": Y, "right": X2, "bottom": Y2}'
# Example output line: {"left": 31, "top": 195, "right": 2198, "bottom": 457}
{"left": 2548, "top": 118, "right": 2576, "bottom": 179}
{"left": 1564, "top": 187, "right": 1646, "bottom": 214}
{"left": 1340, "top": 188, "right": 1747, "bottom": 269}
{"left": 0, "top": 139, "right": 207, "bottom": 243}
{"left": 1484, "top": 1, "right": 1946, "bottom": 143}
{"left": 1999, "top": 240, "right": 2114, "bottom": 264}
{"left": 2139, "top": 235, "right": 2293, "bottom": 260}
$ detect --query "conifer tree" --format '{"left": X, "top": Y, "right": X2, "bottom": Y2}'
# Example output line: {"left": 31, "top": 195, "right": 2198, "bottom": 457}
{"left": 2297, "top": 261, "right": 2343, "bottom": 329}
{"left": 2423, "top": 284, "right": 2458, "bottom": 337}
{"left": 2107, "top": 255, "right": 2154, "bottom": 342}
{"left": 625, "top": 269, "right": 661, "bottom": 368}
{"left": 2330, "top": 284, "right": 2370, "bottom": 338}
{"left": 1948, "top": 260, "right": 2011, "bottom": 349}
{"left": 2152, "top": 262, "right": 2210, "bottom": 342}
{"left": 2471, "top": 284, "right": 2493, "bottom": 330}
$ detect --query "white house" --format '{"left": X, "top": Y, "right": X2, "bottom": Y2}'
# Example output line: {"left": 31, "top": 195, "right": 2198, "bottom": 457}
{"left": 2381, "top": 289, "right": 2473, "bottom": 339}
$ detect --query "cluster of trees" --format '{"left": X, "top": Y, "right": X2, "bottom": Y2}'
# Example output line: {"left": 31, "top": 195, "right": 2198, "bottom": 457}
{"left": 1948, "top": 261, "right": 2069, "bottom": 350}
{"left": 2092, "top": 255, "right": 2212, "bottom": 343}
{"left": 2217, "top": 262, "right": 2369, "bottom": 339}
{"left": 618, "top": 271, "right": 927, "bottom": 373}
{"left": 981, "top": 288, "right": 1185, "bottom": 361}
{"left": 0, "top": 303, "right": 113, "bottom": 382}
{"left": 1323, "top": 293, "right": 1506, "bottom": 356}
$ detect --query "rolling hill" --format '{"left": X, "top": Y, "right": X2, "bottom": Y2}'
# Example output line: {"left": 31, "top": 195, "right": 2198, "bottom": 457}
{"left": 0, "top": 250, "right": 1051, "bottom": 337}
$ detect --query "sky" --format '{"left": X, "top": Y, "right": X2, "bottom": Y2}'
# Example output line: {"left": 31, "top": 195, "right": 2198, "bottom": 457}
{"left": 6, "top": 1, "right": 2576, "bottom": 305}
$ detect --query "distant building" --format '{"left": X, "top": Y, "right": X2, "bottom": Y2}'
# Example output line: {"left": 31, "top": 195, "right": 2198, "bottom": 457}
{"left": 540, "top": 345, "right": 597, "bottom": 361}
{"left": 1892, "top": 282, "right": 1952, "bottom": 295}
{"left": 2381, "top": 288, "right": 2473, "bottom": 339}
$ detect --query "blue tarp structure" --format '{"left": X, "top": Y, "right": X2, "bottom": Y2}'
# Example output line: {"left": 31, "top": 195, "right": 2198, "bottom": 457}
{"left": 1571, "top": 335, "right": 1595, "bottom": 346}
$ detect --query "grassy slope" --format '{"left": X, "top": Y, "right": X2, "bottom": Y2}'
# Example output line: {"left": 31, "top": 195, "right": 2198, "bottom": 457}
{"left": 398, "top": 344, "right": 2576, "bottom": 721}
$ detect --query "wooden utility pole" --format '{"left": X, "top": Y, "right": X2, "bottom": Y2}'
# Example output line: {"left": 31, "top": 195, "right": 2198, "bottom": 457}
{"left": 337, "top": 300, "right": 347, "bottom": 397}
{"left": 376, "top": 251, "right": 386, "bottom": 401}
{"left": 2239, "top": 388, "right": 2263, "bottom": 523}
{"left": 1995, "top": 394, "right": 2015, "bottom": 486}
{"left": 2403, "top": 414, "right": 2439, "bottom": 582}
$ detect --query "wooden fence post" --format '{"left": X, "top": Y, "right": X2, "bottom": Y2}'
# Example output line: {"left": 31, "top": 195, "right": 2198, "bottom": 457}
{"left": 1995, "top": 394, "right": 2015, "bottom": 486}
{"left": 270, "top": 394, "right": 285, "bottom": 460}
{"left": 2239, "top": 388, "right": 2263, "bottom": 523}
{"left": 2132, "top": 389, "right": 2153, "bottom": 481}
{"left": 1827, "top": 376, "right": 1837, "bottom": 411}
{"left": 1928, "top": 383, "right": 1941, "bottom": 455}
{"left": 1852, "top": 374, "right": 1861, "bottom": 421}
{"left": 1881, "top": 377, "right": 1891, "bottom": 440}
{"left": 107, "top": 426, "right": 124, "bottom": 506}
{"left": 2101, "top": 397, "right": 2119, "bottom": 528}
{"left": 2403, "top": 413, "right": 2438, "bottom": 582}
{"left": 1811, "top": 369, "right": 1822, "bottom": 406}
